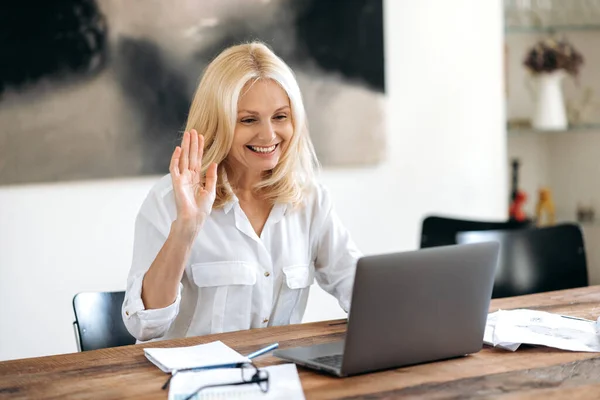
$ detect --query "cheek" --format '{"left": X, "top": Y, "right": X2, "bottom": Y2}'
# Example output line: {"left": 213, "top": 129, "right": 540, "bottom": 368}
{"left": 279, "top": 122, "right": 294, "bottom": 141}
{"left": 233, "top": 126, "right": 252, "bottom": 147}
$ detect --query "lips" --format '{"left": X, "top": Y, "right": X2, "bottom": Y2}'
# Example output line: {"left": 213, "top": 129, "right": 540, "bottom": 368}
{"left": 246, "top": 144, "right": 279, "bottom": 154}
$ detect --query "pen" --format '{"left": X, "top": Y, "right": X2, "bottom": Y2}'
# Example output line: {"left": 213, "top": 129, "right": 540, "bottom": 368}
{"left": 246, "top": 342, "right": 278, "bottom": 359}
{"left": 560, "top": 315, "right": 590, "bottom": 322}
{"left": 161, "top": 342, "right": 279, "bottom": 390}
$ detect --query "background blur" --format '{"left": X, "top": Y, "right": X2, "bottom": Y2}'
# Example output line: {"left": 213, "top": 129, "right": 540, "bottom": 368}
{"left": 2, "top": 0, "right": 513, "bottom": 360}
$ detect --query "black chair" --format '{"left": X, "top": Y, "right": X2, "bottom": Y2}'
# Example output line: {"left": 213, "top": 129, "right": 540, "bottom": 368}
{"left": 456, "top": 223, "right": 588, "bottom": 298}
{"left": 72, "top": 291, "right": 136, "bottom": 351}
{"left": 420, "top": 215, "right": 532, "bottom": 248}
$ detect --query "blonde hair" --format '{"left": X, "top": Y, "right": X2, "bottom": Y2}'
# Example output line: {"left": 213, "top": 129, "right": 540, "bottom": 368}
{"left": 184, "top": 41, "right": 318, "bottom": 209}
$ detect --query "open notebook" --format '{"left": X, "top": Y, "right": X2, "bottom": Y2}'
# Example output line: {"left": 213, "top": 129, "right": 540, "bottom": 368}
{"left": 144, "top": 341, "right": 250, "bottom": 373}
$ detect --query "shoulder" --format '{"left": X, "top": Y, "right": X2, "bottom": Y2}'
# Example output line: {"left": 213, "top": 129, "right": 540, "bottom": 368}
{"left": 140, "top": 174, "right": 174, "bottom": 210}
{"left": 296, "top": 181, "right": 335, "bottom": 220}
{"left": 292, "top": 182, "right": 342, "bottom": 246}
{"left": 308, "top": 181, "right": 334, "bottom": 209}
{"left": 149, "top": 173, "right": 175, "bottom": 199}
{"left": 137, "top": 174, "right": 177, "bottom": 231}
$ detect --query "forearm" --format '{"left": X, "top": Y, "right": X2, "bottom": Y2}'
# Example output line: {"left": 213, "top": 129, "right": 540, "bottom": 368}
{"left": 141, "top": 221, "right": 197, "bottom": 309}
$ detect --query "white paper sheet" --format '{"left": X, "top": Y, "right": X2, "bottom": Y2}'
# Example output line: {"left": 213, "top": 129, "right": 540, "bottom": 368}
{"left": 144, "top": 341, "right": 250, "bottom": 373}
{"left": 168, "top": 363, "right": 305, "bottom": 400}
{"left": 484, "top": 311, "right": 521, "bottom": 351}
{"left": 484, "top": 309, "right": 600, "bottom": 352}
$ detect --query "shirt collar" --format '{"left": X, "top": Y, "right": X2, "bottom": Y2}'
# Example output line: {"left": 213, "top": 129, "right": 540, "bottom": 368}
{"left": 268, "top": 203, "right": 288, "bottom": 224}
{"left": 222, "top": 194, "right": 239, "bottom": 215}
{"left": 221, "top": 193, "right": 289, "bottom": 222}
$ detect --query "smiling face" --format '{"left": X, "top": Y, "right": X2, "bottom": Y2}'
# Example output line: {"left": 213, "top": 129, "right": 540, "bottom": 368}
{"left": 226, "top": 79, "right": 293, "bottom": 179}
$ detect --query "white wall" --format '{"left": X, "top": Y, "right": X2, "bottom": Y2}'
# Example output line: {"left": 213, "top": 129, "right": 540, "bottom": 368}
{"left": 304, "top": 0, "right": 507, "bottom": 322}
{"left": 0, "top": 0, "right": 506, "bottom": 361}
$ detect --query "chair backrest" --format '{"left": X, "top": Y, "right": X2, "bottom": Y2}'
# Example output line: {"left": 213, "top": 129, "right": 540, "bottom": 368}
{"left": 456, "top": 223, "right": 588, "bottom": 298}
{"left": 73, "top": 291, "right": 136, "bottom": 351}
{"left": 420, "top": 215, "right": 532, "bottom": 248}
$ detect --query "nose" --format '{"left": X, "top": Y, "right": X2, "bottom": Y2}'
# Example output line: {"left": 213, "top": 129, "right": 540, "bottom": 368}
{"left": 257, "top": 120, "right": 276, "bottom": 142}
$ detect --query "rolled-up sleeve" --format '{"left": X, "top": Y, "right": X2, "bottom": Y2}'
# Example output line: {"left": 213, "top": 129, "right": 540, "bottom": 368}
{"left": 313, "top": 187, "right": 362, "bottom": 313}
{"left": 122, "top": 187, "right": 181, "bottom": 342}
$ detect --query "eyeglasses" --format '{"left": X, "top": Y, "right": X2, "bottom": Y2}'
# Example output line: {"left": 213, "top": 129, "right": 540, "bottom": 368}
{"left": 180, "top": 362, "right": 269, "bottom": 400}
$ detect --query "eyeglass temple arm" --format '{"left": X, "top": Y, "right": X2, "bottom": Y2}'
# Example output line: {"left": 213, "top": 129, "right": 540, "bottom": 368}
{"left": 162, "top": 362, "right": 246, "bottom": 390}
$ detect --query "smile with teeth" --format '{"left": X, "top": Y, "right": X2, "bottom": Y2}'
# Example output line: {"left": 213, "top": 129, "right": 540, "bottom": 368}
{"left": 246, "top": 144, "right": 278, "bottom": 154}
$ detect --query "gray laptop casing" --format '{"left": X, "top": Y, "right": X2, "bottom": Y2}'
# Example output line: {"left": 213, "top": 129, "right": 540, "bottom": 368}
{"left": 273, "top": 242, "right": 500, "bottom": 376}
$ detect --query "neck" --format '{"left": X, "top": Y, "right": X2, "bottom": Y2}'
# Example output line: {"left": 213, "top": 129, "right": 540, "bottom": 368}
{"left": 226, "top": 164, "right": 263, "bottom": 194}
{"left": 232, "top": 178, "right": 265, "bottom": 204}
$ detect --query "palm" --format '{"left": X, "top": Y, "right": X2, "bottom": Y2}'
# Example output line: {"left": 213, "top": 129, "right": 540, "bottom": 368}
{"left": 170, "top": 130, "right": 218, "bottom": 227}
{"left": 177, "top": 168, "right": 204, "bottom": 216}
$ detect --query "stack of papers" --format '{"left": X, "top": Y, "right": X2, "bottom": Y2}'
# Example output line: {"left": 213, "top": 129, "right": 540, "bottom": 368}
{"left": 168, "top": 363, "right": 305, "bottom": 400}
{"left": 484, "top": 309, "right": 600, "bottom": 352}
{"left": 144, "top": 341, "right": 250, "bottom": 373}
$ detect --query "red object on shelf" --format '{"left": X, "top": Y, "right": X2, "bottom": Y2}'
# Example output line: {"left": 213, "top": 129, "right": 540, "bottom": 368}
{"left": 509, "top": 190, "right": 528, "bottom": 222}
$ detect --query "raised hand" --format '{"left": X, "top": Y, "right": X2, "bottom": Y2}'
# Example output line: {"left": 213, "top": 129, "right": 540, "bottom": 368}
{"left": 169, "top": 129, "right": 218, "bottom": 239}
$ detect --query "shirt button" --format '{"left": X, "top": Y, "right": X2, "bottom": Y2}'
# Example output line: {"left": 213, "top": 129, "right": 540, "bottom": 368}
{"left": 264, "top": 272, "right": 270, "bottom": 277}
{"left": 263, "top": 318, "right": 269, "bottom": 324}
{"left": 125, "top": 311, "right": 129, "bottom": 316}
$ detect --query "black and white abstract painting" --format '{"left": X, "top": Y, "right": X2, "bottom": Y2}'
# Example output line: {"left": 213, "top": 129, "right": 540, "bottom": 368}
{"left": 0, "top": 0, "right": 385, "bottom": 185}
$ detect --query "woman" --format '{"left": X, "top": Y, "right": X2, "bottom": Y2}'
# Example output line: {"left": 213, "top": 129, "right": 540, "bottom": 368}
{"left": 122, "top": 42, "right": 361, "bottom": 342}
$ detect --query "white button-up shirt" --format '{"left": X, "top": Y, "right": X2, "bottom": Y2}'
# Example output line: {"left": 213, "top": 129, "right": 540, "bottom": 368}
{"left": 122, "top": 174, "right": 361, "bottom": 342}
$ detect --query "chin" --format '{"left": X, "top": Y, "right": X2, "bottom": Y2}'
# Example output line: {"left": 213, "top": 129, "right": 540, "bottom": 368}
{"left": 257, "top": 161, "right": 279, "bottom": 172}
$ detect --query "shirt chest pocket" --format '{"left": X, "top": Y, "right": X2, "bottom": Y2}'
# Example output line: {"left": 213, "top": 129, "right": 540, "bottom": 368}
{"left": 283, "top": 264, "right": 315, "bottom": 289}
{"left": 191, "top": 261, "right": 257, "bottom": 334}
{"left": 278, "top": 264, "right": 315, "bottom": 324}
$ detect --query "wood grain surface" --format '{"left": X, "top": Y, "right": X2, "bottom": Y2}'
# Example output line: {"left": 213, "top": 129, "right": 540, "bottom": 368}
{"left": 1, "top": 286, "right": 599, "bottom": 399}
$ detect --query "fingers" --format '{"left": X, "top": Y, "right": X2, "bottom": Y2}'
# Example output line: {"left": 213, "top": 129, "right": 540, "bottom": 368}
{"left": 198, "top": 133, "right": 205, "bottom": 170}
{"left": 180, "top": 131, "right": 190, "bottom": 172}
{"left": 204, "top": 163, "right": 218, "bottom": 194}
{"left": 169, "top": 146, "right": 181, "bottom": 177}
{"left": 189, "top": 130, "right": 199, "bottom": 171}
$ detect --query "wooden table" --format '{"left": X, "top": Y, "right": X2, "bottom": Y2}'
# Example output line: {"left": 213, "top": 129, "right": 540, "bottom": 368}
{"left": 2, "top": 286, "right": 600, "bottom": 399}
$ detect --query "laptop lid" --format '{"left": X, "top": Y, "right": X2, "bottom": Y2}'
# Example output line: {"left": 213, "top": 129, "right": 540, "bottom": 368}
{"left": 340, "top": 241, "right": 499, "bottom": 376}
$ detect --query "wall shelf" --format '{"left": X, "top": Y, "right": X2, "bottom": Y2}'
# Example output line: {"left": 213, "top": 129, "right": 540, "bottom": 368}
{"left": 505, "top": 25, "right": 600, "bottom": 34}
{"left": 508, "top": 123, "right": 600, "bottom": 136}
{"left": 556, "top": 218, "right": 600, "bottom": 227}
{"left": 504, "top": 0, "right": 600, "bottom": 35}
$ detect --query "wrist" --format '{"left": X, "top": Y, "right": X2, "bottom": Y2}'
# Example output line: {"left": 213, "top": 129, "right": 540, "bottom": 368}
{"left": 170, "top": 219, "right": 200, "bottom": 244}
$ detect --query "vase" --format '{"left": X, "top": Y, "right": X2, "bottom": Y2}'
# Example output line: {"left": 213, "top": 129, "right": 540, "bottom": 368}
{"left": 531, "top": 71, "right": 568, "bottom": 131}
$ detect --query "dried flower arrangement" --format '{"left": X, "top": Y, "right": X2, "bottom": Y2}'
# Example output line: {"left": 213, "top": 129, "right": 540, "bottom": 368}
{"left": 523, "top": 37, "right": 584, "bottom": 76}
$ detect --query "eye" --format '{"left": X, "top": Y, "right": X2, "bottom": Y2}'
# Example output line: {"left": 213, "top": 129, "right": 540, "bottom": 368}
{"left": 241, "top": 117, "right": 257, "bottom": 124}
{"left": 273, "top": 114, "right": 288, "bottom": 121}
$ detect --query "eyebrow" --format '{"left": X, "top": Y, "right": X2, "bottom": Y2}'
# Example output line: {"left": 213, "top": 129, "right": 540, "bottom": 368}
{"left": 238, "top": 105, "right": 290, "bottom": 115}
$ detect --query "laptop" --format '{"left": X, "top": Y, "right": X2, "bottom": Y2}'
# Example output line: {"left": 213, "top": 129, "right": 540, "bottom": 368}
{"left": 273, "top": 242, "right": 500, "bottom": 377}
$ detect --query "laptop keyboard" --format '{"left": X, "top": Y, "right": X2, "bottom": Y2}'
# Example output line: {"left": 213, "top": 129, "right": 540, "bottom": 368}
{"left": 311, "top": 354, "right": 343, "bottom": 368}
